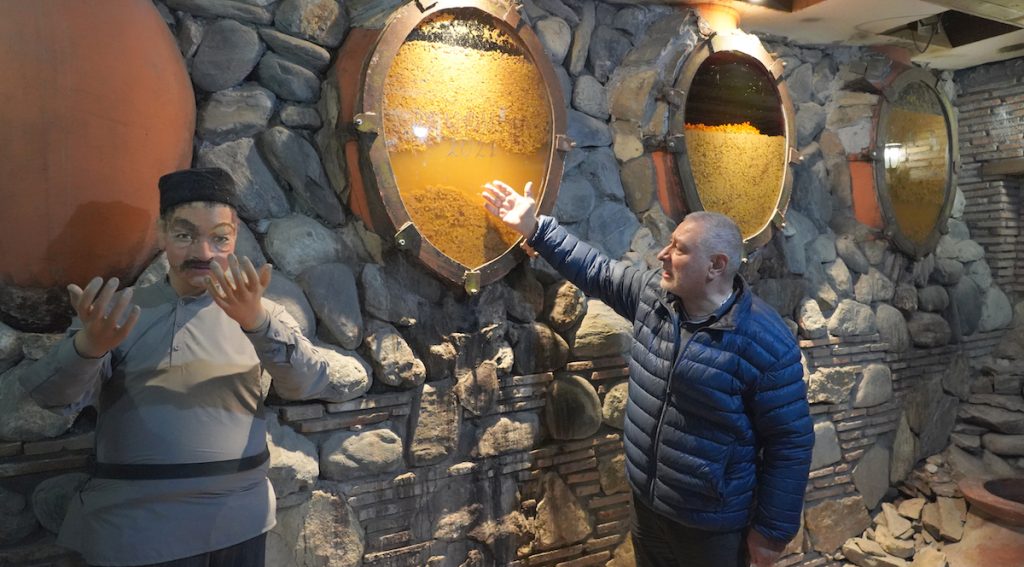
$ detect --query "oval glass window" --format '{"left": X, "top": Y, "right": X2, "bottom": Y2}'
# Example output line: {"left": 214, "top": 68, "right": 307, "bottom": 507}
{"left": 875, "top": 70, "right": 956, "bottom": 256}
{"left": 382, "top": 9, "right": 552, "bottom": 270}
{"left": 675, "top": 45, "right": 791, "bottom": 245}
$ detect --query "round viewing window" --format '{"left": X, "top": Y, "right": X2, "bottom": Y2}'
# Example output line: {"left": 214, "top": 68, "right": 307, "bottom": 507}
{"left": 333, "top": 0, "right": 567, "bottom": 292}
{"left": 669, "top": 34, "right": 795, "bottom": 249}
{"left": 874, "top": 68, "right": 957, "bottom": 257}
{"left": 382, "top": 8, "right": 552, "bottom": 270}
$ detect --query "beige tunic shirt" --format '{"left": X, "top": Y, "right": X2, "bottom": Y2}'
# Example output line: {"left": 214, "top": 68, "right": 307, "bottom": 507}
{"left": 21, "top": 279, "right": 328, "bottom": 566}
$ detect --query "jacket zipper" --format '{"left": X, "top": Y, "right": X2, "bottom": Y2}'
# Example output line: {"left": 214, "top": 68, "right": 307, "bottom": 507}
{"left": 648, "top": 310, "right": 700, "bottom": 503}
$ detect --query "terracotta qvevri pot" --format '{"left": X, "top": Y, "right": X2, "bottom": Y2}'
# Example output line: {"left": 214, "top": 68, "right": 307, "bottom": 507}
{"left": 0, "top": 0, "right": 195, "bottom": 331}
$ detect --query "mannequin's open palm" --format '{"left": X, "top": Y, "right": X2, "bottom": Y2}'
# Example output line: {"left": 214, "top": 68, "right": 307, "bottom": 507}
{"left": 482, "top": 180, "right": 538, "bottom": 238}
{"left": 68, "top": 277, "right": 141, "bottom": 358}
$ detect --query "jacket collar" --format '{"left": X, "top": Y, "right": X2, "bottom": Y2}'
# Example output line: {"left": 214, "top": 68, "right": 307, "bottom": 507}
{"left": 655, "top": 275, "right": 751, "bottom": 332}
{"left": 709, "top": 276, "right": 751, "bottom": 331}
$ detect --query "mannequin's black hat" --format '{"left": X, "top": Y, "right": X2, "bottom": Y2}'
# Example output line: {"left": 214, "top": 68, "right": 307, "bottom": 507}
{"left": 158, "top": 167, "right": 240, "bottom": 215}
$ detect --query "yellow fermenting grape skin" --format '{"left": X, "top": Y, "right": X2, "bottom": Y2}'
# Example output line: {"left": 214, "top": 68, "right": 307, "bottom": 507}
{"left": 417, "top": 13, "right": 520, "bottom": 53}
{"left": 383, "top": 40, "right": 549, "bottom": 154}
{"left": 686, "top": 121, "right": 761, "bottom": 135}
{"left": 684, "top": 123, "right": 785, "bottom": 238}
{"left": 401, "top": 184, "right": 521, "bottom": 267}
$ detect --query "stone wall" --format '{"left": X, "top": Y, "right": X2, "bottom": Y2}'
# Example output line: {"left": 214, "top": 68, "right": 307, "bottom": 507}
{"left": 954, "top": 57, "right": 1024, "bottom": 300}
{"left": 950, "top": 302, "right": 1024, "bottom": 473}
{"left": 0, "top": 2, "right": 1020, "bottom": 567}
{"left": 829, "top": 303, "right": 1024, "bottom": 567}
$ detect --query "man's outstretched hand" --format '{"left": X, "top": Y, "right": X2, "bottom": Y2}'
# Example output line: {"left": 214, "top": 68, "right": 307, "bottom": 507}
{"left": 482, "top": 180, "right": 538, "bottom": 239}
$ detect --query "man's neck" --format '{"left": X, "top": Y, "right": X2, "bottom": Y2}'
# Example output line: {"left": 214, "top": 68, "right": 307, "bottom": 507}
{"left": 681, "top": 285, "right": 734, "bottom": 319}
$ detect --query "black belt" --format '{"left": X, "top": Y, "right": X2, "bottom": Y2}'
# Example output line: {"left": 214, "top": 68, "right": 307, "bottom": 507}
{"left": 91, "top": 447, "right": 270, "bottom": 480}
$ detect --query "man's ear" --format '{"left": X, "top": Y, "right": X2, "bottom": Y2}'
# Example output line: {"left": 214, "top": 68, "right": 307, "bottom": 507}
{"left": 708, "top": 253, "right": 729, "bottom": 277}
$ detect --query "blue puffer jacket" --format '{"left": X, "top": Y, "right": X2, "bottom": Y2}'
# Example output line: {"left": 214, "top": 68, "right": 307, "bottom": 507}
{"left": 529, "top": 216, "right": 813, "bottom": 542}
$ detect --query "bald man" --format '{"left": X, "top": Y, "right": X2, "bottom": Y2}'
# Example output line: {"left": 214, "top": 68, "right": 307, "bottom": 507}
{"left": 484, "top": 180, "right": 813, "bottom": 567}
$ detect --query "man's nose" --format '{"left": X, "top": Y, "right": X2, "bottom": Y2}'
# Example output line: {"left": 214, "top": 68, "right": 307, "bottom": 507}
{"left": 191, "top": 237, "right": 216, "bottom": 257}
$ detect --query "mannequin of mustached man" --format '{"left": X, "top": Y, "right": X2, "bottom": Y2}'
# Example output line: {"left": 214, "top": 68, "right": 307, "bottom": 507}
{"left": 21, "top": 167, "right": 331, "bottom": 567}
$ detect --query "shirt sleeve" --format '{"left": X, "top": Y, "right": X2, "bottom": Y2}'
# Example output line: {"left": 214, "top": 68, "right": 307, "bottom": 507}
{"left": 19, "top": 328, "right": 109, "bottom": 415}
{"left": 244, "top": 298, "right": 330, "bottom": 401}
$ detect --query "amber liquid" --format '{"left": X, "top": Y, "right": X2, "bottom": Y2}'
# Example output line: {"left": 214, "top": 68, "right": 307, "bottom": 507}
{"left": 389, "top": 141, "right": 548, "bottom": 269}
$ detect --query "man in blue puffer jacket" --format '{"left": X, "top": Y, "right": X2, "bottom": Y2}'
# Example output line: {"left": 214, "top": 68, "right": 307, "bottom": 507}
{"left": 484, "top": 180, "right": 813, "bottom": 567}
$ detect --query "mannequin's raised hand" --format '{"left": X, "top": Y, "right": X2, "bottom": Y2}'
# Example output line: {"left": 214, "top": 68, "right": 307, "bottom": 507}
{"left": 68, "top": 277, "right": 141, "bottom": 358}
{"left": 483, "top": 180, "right": 538, "bottom": 238}
{"left": 206, "top": 254, "right": 272, "bottom": 331}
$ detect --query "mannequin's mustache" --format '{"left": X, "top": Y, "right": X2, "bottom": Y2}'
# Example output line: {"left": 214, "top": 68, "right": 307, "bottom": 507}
{"left": 181, "top": 260, "right": 211, "bottom": 271}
